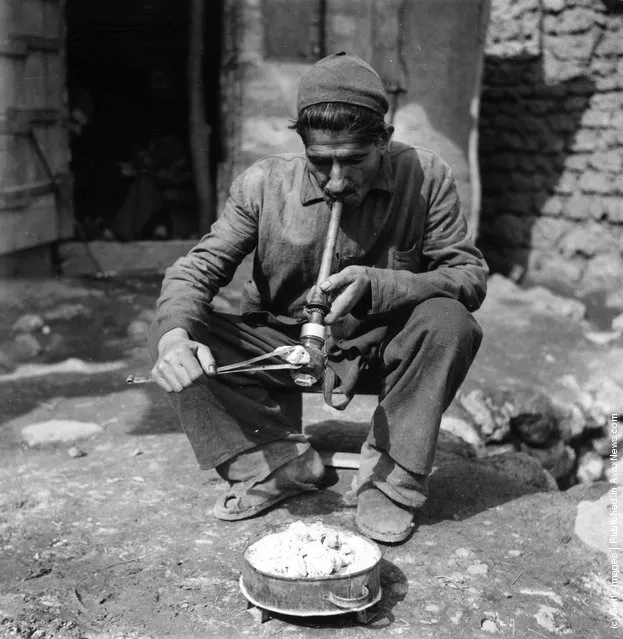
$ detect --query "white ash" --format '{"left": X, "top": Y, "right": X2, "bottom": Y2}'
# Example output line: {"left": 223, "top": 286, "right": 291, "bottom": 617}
{"left": 246, "top": 521, "right": 378, "bottom": 579}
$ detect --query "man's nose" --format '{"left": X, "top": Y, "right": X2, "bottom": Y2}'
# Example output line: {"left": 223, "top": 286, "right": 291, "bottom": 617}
{"left": 325, "top": 160, "right": 347, "bottom": 197}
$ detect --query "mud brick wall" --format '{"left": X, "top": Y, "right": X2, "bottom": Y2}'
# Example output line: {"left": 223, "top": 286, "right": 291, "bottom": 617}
{"left": 479, "top": 0, "right": 623, "bottom": 292}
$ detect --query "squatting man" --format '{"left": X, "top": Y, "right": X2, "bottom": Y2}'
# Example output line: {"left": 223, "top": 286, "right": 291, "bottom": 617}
{"left": 149, "top": 53, "right": 488, "bottom": 544}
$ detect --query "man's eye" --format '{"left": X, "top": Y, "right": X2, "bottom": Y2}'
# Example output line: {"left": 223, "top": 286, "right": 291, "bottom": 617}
{"left": 310, "top": 159, "right": 331, "bottom": 171}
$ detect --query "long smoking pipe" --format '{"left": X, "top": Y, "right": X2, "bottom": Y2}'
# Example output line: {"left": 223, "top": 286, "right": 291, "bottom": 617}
{"left": 292, "top": 199, "right": 344, "bottom": 387}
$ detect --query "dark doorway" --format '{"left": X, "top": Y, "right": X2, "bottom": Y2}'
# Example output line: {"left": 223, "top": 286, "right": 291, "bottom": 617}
{"left": 65, "top": 0, "right": 222, "bottom": 242}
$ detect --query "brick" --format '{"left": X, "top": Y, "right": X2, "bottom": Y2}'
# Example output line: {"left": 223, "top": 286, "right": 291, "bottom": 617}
{"left": 550, "top": 8, "right": 599, "bottom": 34}
{"left": 490, "top": 213, "right": 536, "bottom": 248}
{"left": 542, "top": 0, "right": 565, "bottom": 13}
{"left": 604, "top": 198, "right": 623, "bottom": 224}
{"left": 591, "top": 92, "right": 623, "bottom": 110}
{"left": 589, "top": 150, "right": 623, "bottom": 173}
{"left": 595, "top": 29, "right": 623, "bottom": 56}
{"left": 580, "top": 109, "right": 612, "bottom": 128}
{"left": 527, "top": 250, "right": 585, "bottom": 285}
{"left": 547, "top": 113, "right": 580, "bottom": 134}
{"left": 565, "top": 194, "right": 595, "bottom": 220}
{"left": 570, "top": 129, "right": 602, "bottom": 152}
{"left": 590, "top": 58, "right": 617, "bottom": 76}
{"left": 527, "top": 99, "right": 554, "bottom": 115}
{"left": 581, "top": 253, "right": 623, "bottom": 291}
{"left": 578, "top": 170, "right": 613, "bottom": 194}
{"left": 595, "top": 76, "right": 623, "bottom": 91}
{"left": 564, "top": 153, "right": 590, "bottom": 172}
{"left": 541, "top": 195, "right": 564, "bottom": 216}
{"left": 559, "top": 223, "right": 615, "bottom": 257}
{"left": 554, "top": 172, "right": 578, "bottom": 195}
{"left": 531, "top": 216, "right": 574, "bottom": 249}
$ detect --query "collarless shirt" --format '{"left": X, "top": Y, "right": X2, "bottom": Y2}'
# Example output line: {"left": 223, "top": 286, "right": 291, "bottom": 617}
{"left": 156, "top": 140, "right": 488, "bottom": 340}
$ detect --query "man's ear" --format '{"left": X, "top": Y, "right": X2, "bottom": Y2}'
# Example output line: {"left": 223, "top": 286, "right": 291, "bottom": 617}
{"left": 378, "top": 125, "right": 394, "bottom": 152}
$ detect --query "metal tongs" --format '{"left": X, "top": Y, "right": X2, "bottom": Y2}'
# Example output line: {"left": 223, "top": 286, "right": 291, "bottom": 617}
{"left": 126, "top": 344, "right": 310, "bottom": 385}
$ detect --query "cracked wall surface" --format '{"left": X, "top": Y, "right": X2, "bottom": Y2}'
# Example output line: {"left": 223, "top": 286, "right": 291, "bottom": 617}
{"left": 479, "top": 0, "right": 623, "bottom": 292}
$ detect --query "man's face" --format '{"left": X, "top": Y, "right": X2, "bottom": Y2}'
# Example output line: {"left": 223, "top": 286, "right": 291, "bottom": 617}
{"left": 304, "top": 130, "right": 387, "bottom": 206}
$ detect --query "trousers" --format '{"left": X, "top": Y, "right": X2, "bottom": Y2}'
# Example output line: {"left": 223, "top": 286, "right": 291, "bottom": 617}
{"left": 147, "top": 298, "right": 482, "bottom": 479}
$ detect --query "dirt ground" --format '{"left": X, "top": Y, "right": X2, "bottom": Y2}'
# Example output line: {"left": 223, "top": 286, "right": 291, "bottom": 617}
{"left": 0, "top": 273, "right": 619, "bottom": 638}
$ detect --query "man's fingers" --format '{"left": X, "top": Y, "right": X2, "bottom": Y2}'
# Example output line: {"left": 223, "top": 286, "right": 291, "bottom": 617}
{"left": 325, "top": 291, "right": 357, "bottom": 324}
{"left": 319, "top": 266, "right": 360, "bottom": 293}
{"left": 319, "top": 271, "right": 348, "bottom": 293}
{"left": 195, "top": 344, "right": 217, "bottom": 376}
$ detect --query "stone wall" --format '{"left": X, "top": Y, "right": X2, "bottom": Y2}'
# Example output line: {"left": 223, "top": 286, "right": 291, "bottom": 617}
{"left": 479, "top": 0, "right": 623, "bottom": 292}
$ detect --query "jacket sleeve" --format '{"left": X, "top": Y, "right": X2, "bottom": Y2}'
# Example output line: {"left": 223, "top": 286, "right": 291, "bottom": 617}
{"left": 155, "top": 169, "right": 260, "bottom": 341}
{"left": 366, "top": 160, "right": 489, "bottom": 314}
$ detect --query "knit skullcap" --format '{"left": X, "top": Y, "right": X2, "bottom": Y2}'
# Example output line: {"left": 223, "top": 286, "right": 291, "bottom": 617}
{"left": 296, "top": 52, "right": 389, "bottom": 117}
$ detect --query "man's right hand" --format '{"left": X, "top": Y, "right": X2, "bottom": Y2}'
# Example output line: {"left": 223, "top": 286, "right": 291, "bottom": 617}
{"left": 151, "top": 328, "right": 216, "bottom": 393}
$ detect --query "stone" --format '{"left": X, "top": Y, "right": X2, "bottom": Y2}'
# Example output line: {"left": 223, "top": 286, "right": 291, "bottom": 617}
{"left": 440, "top": 416, "right": 484, "bottom": 451}
{"left": 0, "top": 347, "right": 15, "bottom": 374}
{"left": 578, "top": 170, "right": 612, "bottom": 194}
{"left": 21, "top": 420, "right": 103, "bottom": 447}
{"left": 518, "top": 286, "right": 586, "bottom": 321}
{"left": 458, "top": 390, "right": 498, "bottom": 441}
{"left": 581, "top": 253, "right": 623, "bottom": 292}
{"left": 485, "top": 274, "right": 521, "bottom": 298}
{"left": 127, "top": 320, "right": 151, "bottom": 338}
{"left": 612, "top": 313, "right": 623, "bottom": 332}
{"left": 519, "top": 441, "right": 576, "bottom": 480}
{"left": 477, "top": 452, "right": 559, "bottom": 492}
{"left": 43, "top": 303, "right": 91, "bottom": 322}
{"left": 542, "top": 0, "right": 565, "bottom": 12}
{"left": 576, "top": 451, "right": 605, "bottom": 483}
{"left": 13, "top": 333, "right": 44, "bottom": 359}
{"left": 530, "top": 217, "right": 573, "bottom": 250}
{"left": 68, "top": 446, "right": 87, "bottom": 459}
{"left": 605, "top": 289, "right": 623, "bottom": 310}
{"left": 588, "top": 377, "right": 623, "bottom": 423}
{"left": 552, "top": 401, "right": 586, "bottom": 442}
{"left": 527, "top": 252, "right": 585, "bottom": 286}
{"left": 559, "top": 224, "right": 614, "bottom": 259}
{"left": 12, "top": 313, "right": 44, "bottom": 333}
{"left": 510, "top": 390, "right": 559, "bottom": 447}
{"left": 603, "top": 197, "right": 623, "bottom": 224}
{"left": 583, "top": 330, "right": 622, "bottom": 346}
{"left": 589, "top": 150, "right": 622, "bottom": 173}
{"left": 592, "top": 436, "right": 612, "bottom": 457}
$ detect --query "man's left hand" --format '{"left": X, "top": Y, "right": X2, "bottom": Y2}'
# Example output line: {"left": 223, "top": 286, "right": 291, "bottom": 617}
{"left": 313, "top": 265, "right": 371, "bottom": 324}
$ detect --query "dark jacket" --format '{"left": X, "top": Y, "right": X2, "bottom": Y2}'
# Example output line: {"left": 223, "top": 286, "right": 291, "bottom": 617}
{"left": 156, "top": 141, "right": 488, "bottom": 341}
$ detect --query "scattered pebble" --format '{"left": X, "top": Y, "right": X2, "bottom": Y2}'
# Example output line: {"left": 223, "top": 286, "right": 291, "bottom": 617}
{"left": 12, "top": 313, "right": 45, "bottom": 333}
{"left": 508, "top": 549, "right": 522, "bottom": 557}
{"left": 425, "top": 604, "right": 440, "bottom": 613}
{"left": 68, "top": 446, "right": 87, "bottom": 458}
{"left": 467, "top": 563, "right": 489, "bottom": 576}
{"left": 584, "top": 330, "right": 621, "bottom": 346}
{"left": 481, "top": 619, "right": 500, "bottom": 634}
{"left": 612, "top": 312, "right": 623, "bottom": 332}
{"left": 21, "top": 420, "right": 103, "bottom": 446}
{"left": 576, "top": 451, "right": 605, "bottom": 483}
{"left": 14, "top": 333, "right": 44, "bottom": 358}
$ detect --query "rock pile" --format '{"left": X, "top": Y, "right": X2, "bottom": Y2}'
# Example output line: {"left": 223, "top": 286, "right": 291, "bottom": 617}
{"left": 444, "top": 376, "right": 621, "bottom": 487}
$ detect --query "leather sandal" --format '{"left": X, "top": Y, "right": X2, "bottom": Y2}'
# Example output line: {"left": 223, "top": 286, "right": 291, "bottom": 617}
{"left": 213, "top": 448, "right": 325, "bottom": 521}
{"left": 356, "top": 484, "right": 416, "bottom": 544}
